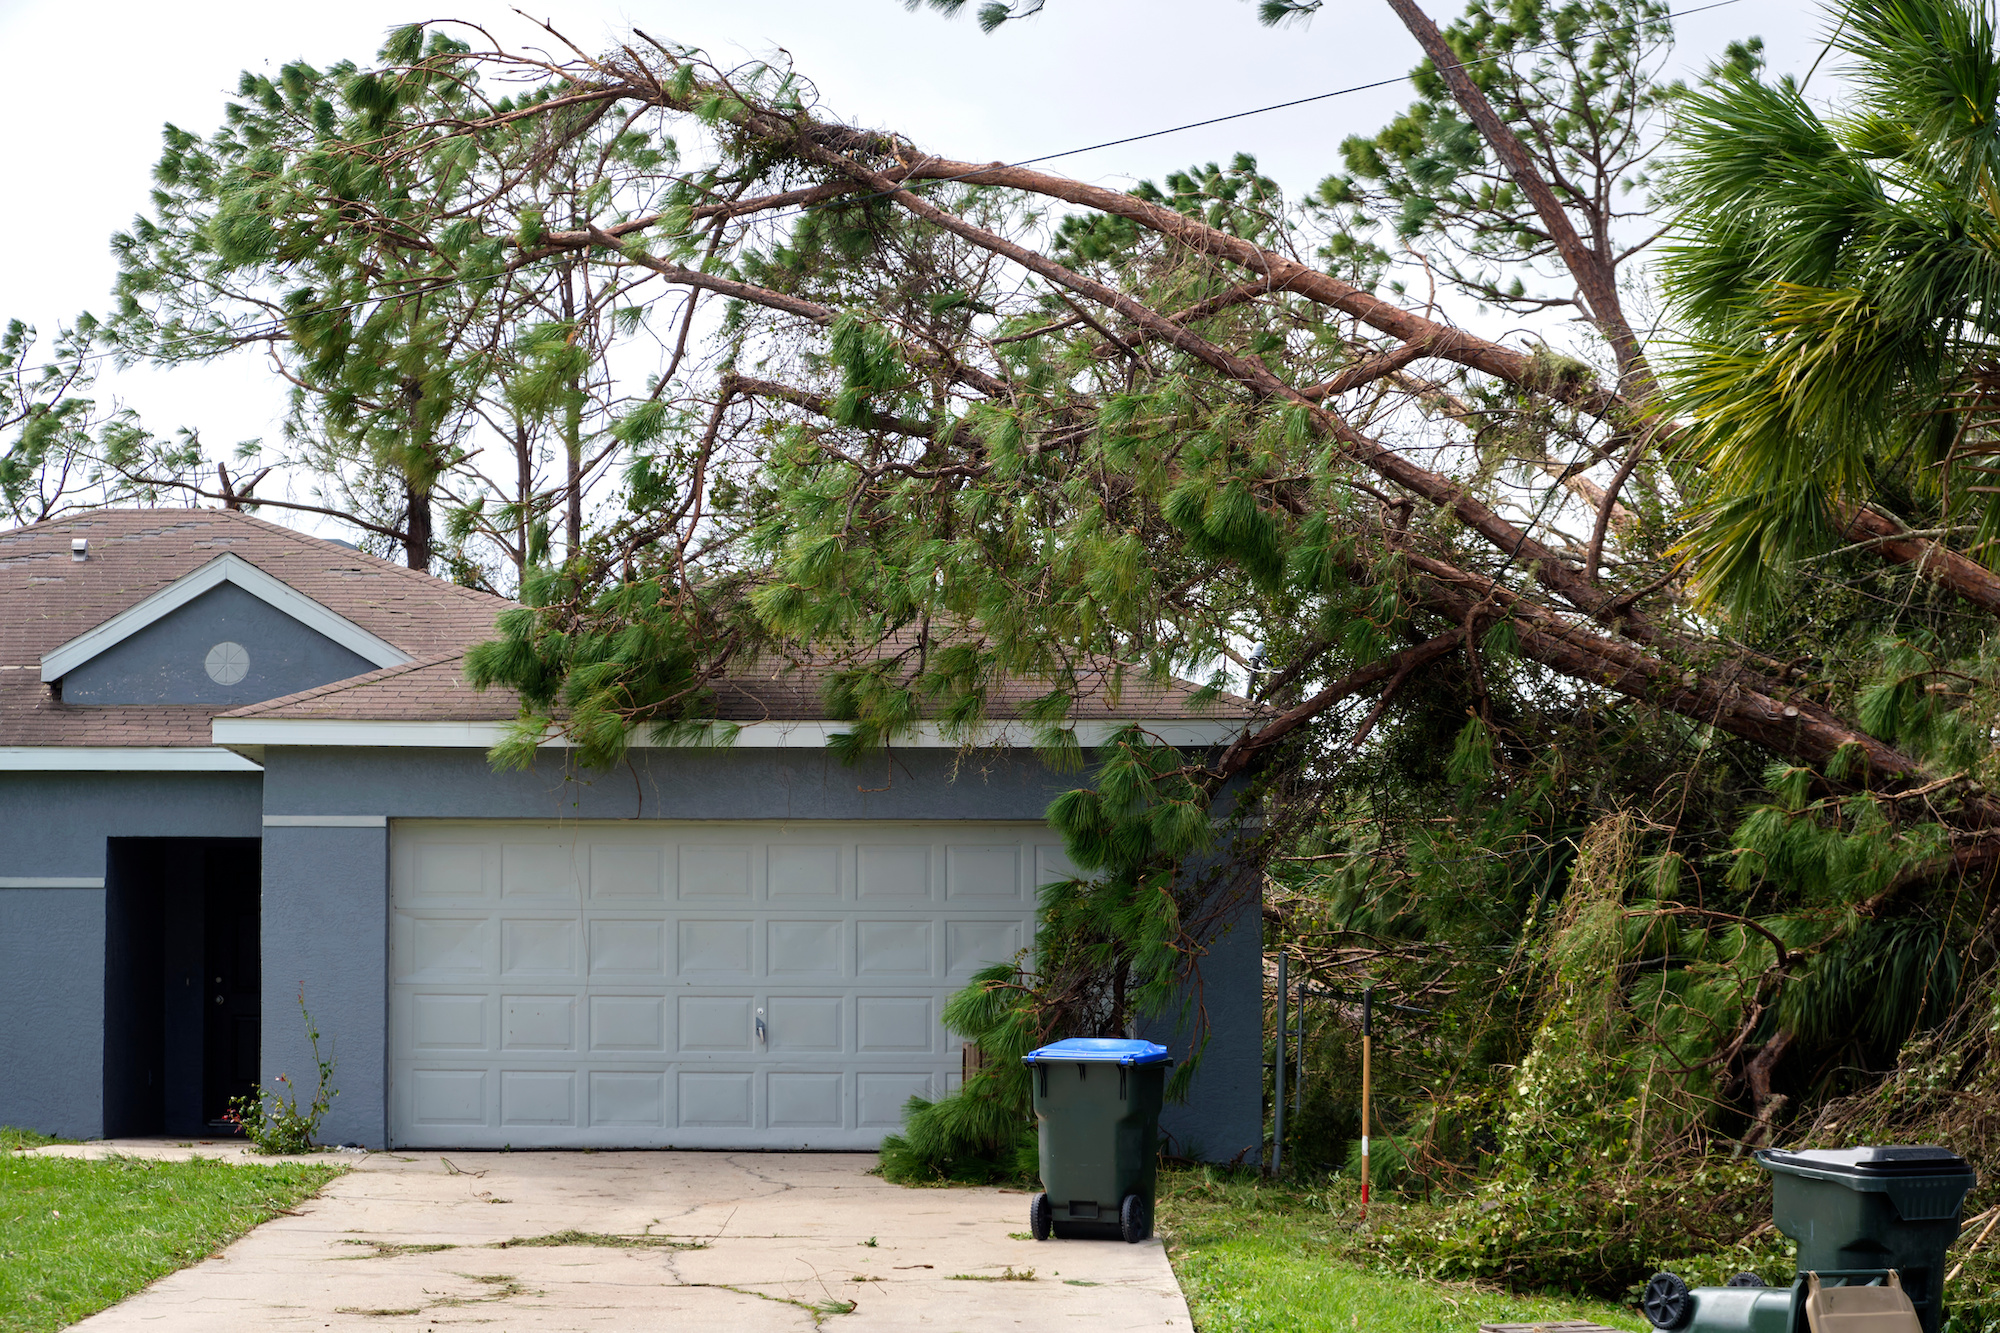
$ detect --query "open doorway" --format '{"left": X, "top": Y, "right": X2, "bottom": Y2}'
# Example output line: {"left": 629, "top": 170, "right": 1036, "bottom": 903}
{"left": 103, "top": 839, "right": 261, "bottom": 1137}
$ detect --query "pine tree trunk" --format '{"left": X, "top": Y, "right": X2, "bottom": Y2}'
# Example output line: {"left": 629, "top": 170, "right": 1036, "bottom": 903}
{"left": 404, "top": 481, "right": 433, "bottom": 572}
{"left": 1380, "top": 0, "right": 1653, "bottom": 398}
{"left": 567, "top": 403, "right": 582, "bottom": 559}
{"left": 516, "top": 421, "right": 533, "bottom": 575}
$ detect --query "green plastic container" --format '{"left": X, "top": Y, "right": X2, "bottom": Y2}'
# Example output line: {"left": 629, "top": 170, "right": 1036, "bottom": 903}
{"left": 1757, "top": 1146, "right": 1976, "bottom": 1333}
{"left": 1022, "top": 1038, "right": 1172, "bottom": 1243}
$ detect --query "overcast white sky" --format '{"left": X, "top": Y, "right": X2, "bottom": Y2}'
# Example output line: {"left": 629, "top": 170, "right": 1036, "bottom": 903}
{"left": 0, "top": 0, "right": 1824, "bottom": 535}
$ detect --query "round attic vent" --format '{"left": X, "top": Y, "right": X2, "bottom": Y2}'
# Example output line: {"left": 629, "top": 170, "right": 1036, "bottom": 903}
{"left": 205, "top": 641, "right": 250, "bottom": 685}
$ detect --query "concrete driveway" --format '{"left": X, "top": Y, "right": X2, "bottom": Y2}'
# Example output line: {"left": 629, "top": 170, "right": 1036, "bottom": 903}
{"left": 32, "top": 1143, "right": 1193, "bottom": 1332}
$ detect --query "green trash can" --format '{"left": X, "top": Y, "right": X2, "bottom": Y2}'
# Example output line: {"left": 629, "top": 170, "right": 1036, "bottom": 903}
{"left": 1758, "top": 1146, "right": 1976, "bottom": 1333}
{"left": 1022, "top": 1038, "right": 1172, "bottom": 1243}
{"left": 1639, "top": 1146, "right": 1976, "bottom": 1333}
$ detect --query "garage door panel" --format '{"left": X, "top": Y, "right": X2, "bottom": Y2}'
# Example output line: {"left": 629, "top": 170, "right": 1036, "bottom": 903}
{"left": 590, "top": 844, "right": 668, "bottom": 902}
{"left": 680, "top": 1070, "right": 753, "bottom": 1125}
{"left": 500, "top": 995, "right": 577, "bottom": 1052}
{"left": 679, "top": 994, "right": 754, "bottom": 1051}
{"left": 589, "top": 995, "right": 667, "bottom": 1053}
{"left": 766, "top": 995, "right": 842, "bottom": 1052}
{"left": 680, "top": 845, "right": 753, "bottom": 898}
{"left": 410, "top": 994, "right": 487, "bottom": 1051}
{"left": 768, "top": 1072, "right": 843, "bottom": 1128}
{"left": 410, "top": 841, "right": 491, "bottom": 902}
{"left": 678, "top": 918, "right": 754, "bottom": 976}
{"left": 410, "top": 1068, "right": 488, "bottom": 1127}
{"left": 404, "top": 916, "right": 495, "bottom": 979}
{"left": 768, "top": 919, "right": 843, "bottom": 976}
{"left": 588, "top": 918, "right": 668, "bottom": 977}
{"left": 856, "top": 919, "right": 932, "bottom": 976}
{"left": 856, "top": 996, "right": 934, "bottom": 1053}
{"left": 501, "top": 918, "right": 580, "bottom": 978}
{"left": 769, "top": 845, "right": 842, "bottom": 899}
{"left": 857, "top": 844, "right": 930, "bottom": 899}
{"left": 392, "top": 821, "right": 1044, "bottom": 1148}
{"left": 500, "top": 1070, "right": 576, "bottom": 1126}
{"left": 946, "top": 920, "right": 1024, "bottom": 979}
{"left": 502, "top": 842, "right": 583, "bottom": 900}
{"left": 590, "top": 1071, "right": 667, "bottom": 1127}
{"left": 946, "top": 845, "right": 1022, "bottom": 900}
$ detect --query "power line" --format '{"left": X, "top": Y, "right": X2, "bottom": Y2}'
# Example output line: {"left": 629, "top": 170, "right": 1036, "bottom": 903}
{"left": 1017, "top": 0, "right": 1746, "bottom": 168}
{"left": 15, "top": 0, "right": 1741, "bottom": 383}
{"left": 721, "top": 0, "right": 1743, "bottom": 230}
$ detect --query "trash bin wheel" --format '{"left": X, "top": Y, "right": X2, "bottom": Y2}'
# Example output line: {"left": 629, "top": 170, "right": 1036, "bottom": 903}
{"left": 1641, "top": 1272, "right": 1693, "bottom": 1331}
{"left": 1119, "top": 1193, "right": 1150, "bottom": 1244}
{"left": 1725, "top": 1272, "right": 1766, "bottom": 1288}
{"left": 1029, "top": 1192, "right": 1052, "bottom": 1242}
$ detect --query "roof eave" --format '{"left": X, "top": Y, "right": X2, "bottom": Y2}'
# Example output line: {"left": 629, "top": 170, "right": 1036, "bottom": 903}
{"left": 0, "top": 745, "right": 264, "bottom": 772}
{"left": 210, "top": 717, "right": 1246, "bottom": 751}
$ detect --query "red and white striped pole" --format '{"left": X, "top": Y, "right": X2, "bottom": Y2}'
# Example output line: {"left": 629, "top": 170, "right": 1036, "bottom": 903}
{"left": 1359, "top": 986, "right": 1373, "bottom": 1217}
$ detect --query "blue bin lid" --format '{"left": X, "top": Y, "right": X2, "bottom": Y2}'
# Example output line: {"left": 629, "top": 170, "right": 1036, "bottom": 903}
{"left": 1020, "top": 1038, "right": 1172, "bottom": 1066}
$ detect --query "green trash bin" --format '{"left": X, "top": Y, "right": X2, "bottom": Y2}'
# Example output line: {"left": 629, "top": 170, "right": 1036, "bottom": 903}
{"left": 1639, "top": 1146, "right": 1977, "bottom": 1333}
{"left": 1758, "top": 1146, "right": 1976, "bottom": 1333}
{"left": 1022, "top": 1038, "right": 1172, "bottom": 1243}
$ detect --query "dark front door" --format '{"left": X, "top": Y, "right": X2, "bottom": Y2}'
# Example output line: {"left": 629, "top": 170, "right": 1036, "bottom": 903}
{"left": 202, "top": 844, "right": 261, "bottom": 1126}
{"left": 102, "top": 838, "right": 261, "bottom": 1137}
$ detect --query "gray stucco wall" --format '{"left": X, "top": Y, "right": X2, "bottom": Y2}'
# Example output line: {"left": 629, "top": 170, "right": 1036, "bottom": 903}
{"left": 257, "top": 745, "right": 1084, "bottom": 822}
{"left": 0, "top": 772, "right": 262, "bottom": 1137}
{"left": 1142, "top": 862, "right": 1264, "bottom": 1165}
{"left": 257, "top": 746, "right": 1262, "bottom": 1157}
{"left": 60, "top": 582, "right": 376, "bottom": 706}
{"left": 0, "top": 888, "right": 107, "bottom": 1138}
{"left": 261, "top": 824, "right": 388, "bottom": 1149}
{"left": 0, "top": 772, "right": 262, "bottom": 871}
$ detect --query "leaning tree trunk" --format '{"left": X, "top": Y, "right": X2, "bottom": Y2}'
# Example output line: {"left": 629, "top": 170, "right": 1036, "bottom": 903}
{"left": 404, "top": 480, "right": 433, "bottom": 572}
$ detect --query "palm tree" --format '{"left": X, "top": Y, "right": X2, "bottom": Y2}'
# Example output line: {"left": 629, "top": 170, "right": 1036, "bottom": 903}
{"left": 1660, "top": 0, "right": 2000, "bottom": 616}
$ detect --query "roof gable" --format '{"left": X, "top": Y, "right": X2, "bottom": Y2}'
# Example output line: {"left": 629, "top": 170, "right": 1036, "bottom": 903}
{"left": 40, "top": 552, "right": 411, "bottom": 684}
{"left": 0, "top": 509, "right": 510, "bottom": 755}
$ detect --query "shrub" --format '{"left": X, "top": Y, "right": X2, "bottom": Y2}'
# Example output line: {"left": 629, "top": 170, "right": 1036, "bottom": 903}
{"left": 878, "top": 962, "right": 1040, "bottom": 1185}
{"left": 223, "top": 987, "right": 337, "bottom": 1155}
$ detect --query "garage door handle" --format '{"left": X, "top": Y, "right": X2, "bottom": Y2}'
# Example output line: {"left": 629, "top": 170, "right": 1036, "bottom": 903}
{"left": 756, "top": 1008, "right": 767, "bottom": 1045}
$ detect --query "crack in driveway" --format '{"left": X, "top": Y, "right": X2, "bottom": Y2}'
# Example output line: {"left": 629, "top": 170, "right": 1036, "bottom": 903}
{"left": 52, "top": 1146, "right": 1192, "bottom": 1331}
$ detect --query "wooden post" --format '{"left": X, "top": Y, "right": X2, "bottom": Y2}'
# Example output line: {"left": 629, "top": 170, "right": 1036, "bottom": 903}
{"left": 1360, "top": 986, "right": 1373, "bottom": 1217}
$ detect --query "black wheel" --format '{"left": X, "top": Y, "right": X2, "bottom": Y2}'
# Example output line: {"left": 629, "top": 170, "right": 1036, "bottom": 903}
{"left": 1029, "top": 1192, "right": 1052, "bottom": 1241}
{"left": 1641, "top": 1272, "right": 1693, "bottom": 1331}
{"left": 1726, "top": 1272, "right": 1767, "bottom": 1288}
{"left": 1119, "top": 1193, "right": 1150, "bottom": 1243}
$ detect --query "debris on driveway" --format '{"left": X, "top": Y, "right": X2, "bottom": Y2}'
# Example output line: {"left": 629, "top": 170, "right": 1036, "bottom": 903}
{"left": 28, "top": 1144, "right": 1192, "bottom": 1330}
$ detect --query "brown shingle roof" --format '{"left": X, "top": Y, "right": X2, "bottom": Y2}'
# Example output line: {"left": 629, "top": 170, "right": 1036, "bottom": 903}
{"left": 0, "top": 508, "right": 508, "bottom": 748}
{"left": 221, "top": 647, "right": 1240, "bottom": 724}
{"left": 4, "top": 507, "right": 1247, "bottom": 749}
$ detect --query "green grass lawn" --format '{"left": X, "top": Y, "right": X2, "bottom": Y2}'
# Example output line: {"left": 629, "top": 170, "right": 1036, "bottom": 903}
{"left": 1157, "top": 1168, "right": 1643, "bottom": 1333}
{"left": 1, "top": 1132, "right": 342, "bottom": 1333}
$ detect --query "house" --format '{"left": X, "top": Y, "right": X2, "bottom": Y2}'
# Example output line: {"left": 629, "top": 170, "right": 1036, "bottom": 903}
{"left": 0, "top": 509, "right": 1262, "bottom": 1155}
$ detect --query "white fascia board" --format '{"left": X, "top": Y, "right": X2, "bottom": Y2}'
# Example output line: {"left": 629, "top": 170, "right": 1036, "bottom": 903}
{"left": 213, "top": 719, "right": 526, "bottom": 749}
{"left": 40, "top": 552, "right": 413, "bottom": 683}
{"left": 211, "top": 717, "right": 1245, "bottom": 750}
{"left": 0, "top": 746, "right": 263, "bottom": 772}
{"left": 263, "top": 814, "right": 387, "bottom": 828}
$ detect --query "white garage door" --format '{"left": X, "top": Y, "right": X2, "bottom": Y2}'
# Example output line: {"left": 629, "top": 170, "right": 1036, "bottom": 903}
{"left": 388, "top": 820, "right": 1061, "bottom": 1149}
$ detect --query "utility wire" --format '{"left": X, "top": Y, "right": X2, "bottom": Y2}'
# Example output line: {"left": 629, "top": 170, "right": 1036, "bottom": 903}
{"left": 1018, "top": 0, "right": 1743, "bottom": 167}
{"left": 16, "top": 0, "right": 1742, "bottom": 382}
